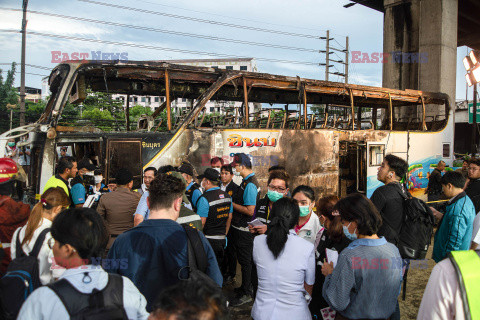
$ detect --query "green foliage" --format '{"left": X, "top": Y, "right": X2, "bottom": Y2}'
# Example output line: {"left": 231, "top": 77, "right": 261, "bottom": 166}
{"left": 82, "top": 108, "right": 114, "bottom": 120}
{"left": 0, "top": 63, "right": 18, "bottom": 133}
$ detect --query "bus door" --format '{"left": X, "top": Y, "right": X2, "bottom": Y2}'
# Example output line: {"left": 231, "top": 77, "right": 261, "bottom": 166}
{"left": 339, "top": 141, "right": 367, "bottom": 197}
{"left": 106, "top": 139, "right": 143, "bottom": 189}
{"left": 366, "top": 142, "right": 386, "bottom": 198}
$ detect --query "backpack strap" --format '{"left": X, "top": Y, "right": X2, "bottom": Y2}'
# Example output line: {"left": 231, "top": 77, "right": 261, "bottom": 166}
{"left": 48, "top": 273, "right": 125, "bottom": 317}
{"left": 15, "top": 227, "right": 27, "bottom": 258}
{"left": 182, "top": 225, "right": 208, "bottom": 273}
{"left": 30, "top": 228, "right": 51, "bottom": 258}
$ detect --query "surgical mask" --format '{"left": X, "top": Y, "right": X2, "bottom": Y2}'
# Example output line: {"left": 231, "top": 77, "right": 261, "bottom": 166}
{"left": 342, "top": 222, "right": 358, "bottom": 240}
{"left": 232, "top": 168, "right": 241, "bottom": 176}
{"left": 267, "top": 189, "right": 284, "bottom": 202}
{"left": 94, "top": 175, "right": 103, "bottom": 184}
{"left": 213, "top": 167, "right": 221, "bottom": 173}
{"left": 200, "top": 181, "right": 206, "bottom": 193}
{"left": 299, "top": 206, "right": 311, "bottom": 217}
{"left": 7, "top": 142, "right": 15, "bottom": 147}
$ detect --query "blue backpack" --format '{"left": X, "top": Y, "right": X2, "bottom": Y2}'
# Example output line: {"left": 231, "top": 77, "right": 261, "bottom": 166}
{"left": 0, "top": 227, "right": 50, "bottom": 320}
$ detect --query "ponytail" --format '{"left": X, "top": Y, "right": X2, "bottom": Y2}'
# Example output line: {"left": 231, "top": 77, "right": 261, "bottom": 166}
{"left": 21, "top": 187, "right": 70, "bottom": 246}
{"left": 266, "top": 198, "right": 299, "bottom": 259}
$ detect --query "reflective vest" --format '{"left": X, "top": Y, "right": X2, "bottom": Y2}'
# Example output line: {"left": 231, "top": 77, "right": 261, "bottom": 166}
{"left": 449, "top": 250, "right": 480, "bottom": 320}
{"left": 232, "top": 173, "right": 259, "bottom": 229}
{"left": 201, "top": 188, "right": 231, "bottom": 236}
{"left": 185, "top": 182, "right": 201, "bottom": 210}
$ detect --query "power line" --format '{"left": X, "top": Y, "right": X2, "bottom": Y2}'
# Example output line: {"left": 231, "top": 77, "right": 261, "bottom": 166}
{"left": 0, "top": 29, "right": 322, "bottom": 66}
{"left": 25, "top": 72, "right": 48, "bottom": 77}
{"left": 78, "top": 0, "right": 323, "bottom": 40}
{"left": 0, "top": 8, "right": 320, "bottom": 53}
{"left": 0, "top": 63, "right": 51, "bottom": 71}
{"left": 135, "top": 0, "right": 326, "bottom": 33}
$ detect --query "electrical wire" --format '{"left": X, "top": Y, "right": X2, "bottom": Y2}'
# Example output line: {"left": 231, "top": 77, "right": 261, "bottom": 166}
{"left": 0, "top": 63, "right": 51, "bottom": 71}
{"left": 0, "top": 29, "right": 321, "bottom": 66}
{"left": 78, "top": 0, "right": 323, "bottom": 39}
{"left": 0, "top": 8, "right": 319, "bottom": 53}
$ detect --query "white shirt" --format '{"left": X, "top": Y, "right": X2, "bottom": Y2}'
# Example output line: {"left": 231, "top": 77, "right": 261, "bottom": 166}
{"left": 17, "top": 147, "right": 31, "bottom": 166}
{"left": 417, "top": 257, "right": 467, "bottom": 320}
{"left": 11, "top": 218, "right": 64, "bottom": 285}
{"left": 17, "top": 265, "right": 149, "bottom": 320}
{"left": 297, "top": 213, "right": 322, "bottom": 245}
{"left": 252, "top": 230, "right": 315, "bottom": 320}
{"left": 471, "top": 213, "right": 480, "bottom": 245}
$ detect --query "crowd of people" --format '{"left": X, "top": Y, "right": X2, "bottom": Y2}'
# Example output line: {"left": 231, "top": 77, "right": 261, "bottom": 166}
{"left": 0, "top": 147, "right": 479, "bottom": 319}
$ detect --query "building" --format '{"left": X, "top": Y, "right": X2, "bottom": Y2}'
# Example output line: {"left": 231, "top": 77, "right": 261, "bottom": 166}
{"left": 112, "top": 58, "right": 258, "bottom": 116}
{"left": 16, "top": 86, "right": 42, "bottom": 103}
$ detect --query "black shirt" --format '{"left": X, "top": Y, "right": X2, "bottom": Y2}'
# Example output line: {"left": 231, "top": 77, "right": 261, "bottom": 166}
{"left": 427, "top": 168, "right": 443, "bottom": 196}
{"left": 370, "top": 182, "right": 406, "bottom": 245}
{"left": 465, "top": 178, "right": 480, "bottom": 214}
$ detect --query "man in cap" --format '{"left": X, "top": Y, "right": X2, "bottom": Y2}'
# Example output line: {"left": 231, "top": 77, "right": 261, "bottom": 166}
{"left": 0, "top": 158, "right": 30, "bottom": 275}
{"left": 229, "top": 153, "right": 260, "bottom": 306}
{"left": 97, "top": 168, "right": 141, "bottom": 250}
{"left": 70, "top": 158, "right": 97, "bottom": 207}
{"left": 178, "top": 162, "right": 202, "bottom": 211}
{"left": 43, "top": 156, "right": 77, "bottom": 196}
{"left": 196, "top": 168, "right": 233, "bottom": 268}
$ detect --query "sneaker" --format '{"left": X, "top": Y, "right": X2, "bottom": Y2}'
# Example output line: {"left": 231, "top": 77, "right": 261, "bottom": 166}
{"left": 229, "top": 294, "right": 252, "bottom": 307}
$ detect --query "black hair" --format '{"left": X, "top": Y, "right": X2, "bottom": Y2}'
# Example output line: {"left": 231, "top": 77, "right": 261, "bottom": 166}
{"left": 220, "top": 164, "right": 233, "bottom": 175}
{"left": 334, "top": 193, "right": 382, "bottom": 236}
{"left": 51, "top": 207, "right": 108, "bottom": 262}
{"left": 210, "top": 157, "right": 224, "bottom": 166}
{"left": 57, "top": 156, "right": 76, "bottom": 174}
{"left": 151, "top": 271, "right": 229, "bottom": 320}
{"left": 266, "top": 198, "right": 300, "bottom": 259}
{"left": 291, "top": 185, "right": 315, "bottom": 202}
{"left": 0, "top": 180, "right": 15, "bottom": 197}
{"left": 384, "top": 154, "right": 408, "bottom": 181}
{"left": 469, "top": 158, "right": 480, "bottom": 167}
{"left": 268, "top": 165, "right": 286, "bottom": 173}
{"left": 158, "top": 165, "right": 176, "bottom": 174}
{"left": 144, "top": 166, "right": 158, "bottom": 176}
{"left": 317, "top": 195, "right": 343, "bottom": 242}
{"left": 148, "top": 174, "right": 185, "bottom": 211}
{"left": 268, "top": 170, "right": 290, "bottom": 188}
{"left": 440, "top": 171, "right": 466, "bottom": 189}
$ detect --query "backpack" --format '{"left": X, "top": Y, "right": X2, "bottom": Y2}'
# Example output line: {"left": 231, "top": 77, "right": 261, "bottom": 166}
{"left": 47, "top": 273, "right": 128, "bottom": 320}
{"left": 397, "top": 191, "right": 435, "bottom": 260}
{"left": 0, "top": 227, "right": 50, "bottom": 320}
{"left": 181, "top": 225, "right": 218, "bottom": 287}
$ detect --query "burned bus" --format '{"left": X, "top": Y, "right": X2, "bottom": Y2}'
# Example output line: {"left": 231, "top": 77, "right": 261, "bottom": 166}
{"left": 0, "top": 61, "right": 452, "bottom": 204}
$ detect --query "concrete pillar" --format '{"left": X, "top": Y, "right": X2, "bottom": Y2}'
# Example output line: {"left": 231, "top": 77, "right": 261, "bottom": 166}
{"left": 418, "top": 0, "right": 458, "bottom": 117}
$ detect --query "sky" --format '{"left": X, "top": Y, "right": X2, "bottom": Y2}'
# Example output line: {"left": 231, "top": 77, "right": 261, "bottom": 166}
{"left": 0, "top": 0, "right": 472, "bottom": 100}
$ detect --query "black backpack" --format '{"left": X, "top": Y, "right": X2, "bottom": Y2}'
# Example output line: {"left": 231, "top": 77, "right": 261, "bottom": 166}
{"left": 0, "top": 227, "right": 50, "bottom": 320}
{"left": 397, "top": 192, "right": 435, "bottom": 260}
{"left": 181, "top": 225, "right": 218, "bottom": 287}
{"left": 47, "top": 273, "right": 128, "bottom": 320}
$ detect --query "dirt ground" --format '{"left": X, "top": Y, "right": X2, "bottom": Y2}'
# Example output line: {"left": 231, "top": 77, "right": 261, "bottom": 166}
{"left": 226, "top": 240, "right": 436, "bottom": 320}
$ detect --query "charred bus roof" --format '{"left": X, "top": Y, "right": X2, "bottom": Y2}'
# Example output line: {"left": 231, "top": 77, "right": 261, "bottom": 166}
{"left": 41, "top": 60, "right": 450, "bottom": 132}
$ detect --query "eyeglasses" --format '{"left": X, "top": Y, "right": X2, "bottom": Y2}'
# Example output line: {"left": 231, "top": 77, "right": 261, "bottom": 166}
{"left": 268, "top": 185, "right": 287, "bottom": 193}
{"left": 47, "top": 238, "right": 56, "bottom": 249}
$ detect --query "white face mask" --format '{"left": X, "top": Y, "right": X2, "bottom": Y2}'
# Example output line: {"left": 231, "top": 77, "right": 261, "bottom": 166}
{"left": 232, "top": 167, "right": 241, "bottom": 176}
{"left": 213, "top": 167, "right": 221, "bottom": 173}
{"left": 94, "top": 175, "right": 103, "bottom": 184}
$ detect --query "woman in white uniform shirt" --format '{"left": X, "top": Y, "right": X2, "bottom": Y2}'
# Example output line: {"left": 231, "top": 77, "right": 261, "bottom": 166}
{"left": 252, "top": 197, "right": 315, "bottom": 320}
{"left": 11, "top": 187, "right": 70, "bottom": 284}
{"left": 292, "top": 186, "right": 322, "bottom": 245}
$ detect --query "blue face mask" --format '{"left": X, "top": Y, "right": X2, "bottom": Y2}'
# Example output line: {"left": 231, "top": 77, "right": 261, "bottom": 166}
{"left": 343, "top": 222, "right": 357, "bottom": 240}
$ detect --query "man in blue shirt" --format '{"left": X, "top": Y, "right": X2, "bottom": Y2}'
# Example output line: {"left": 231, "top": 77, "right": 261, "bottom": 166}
{"left": 70, "top": 158, "right": 96, "bottom": 207}
{"left": 178, "top": 162, "right": 202, "bottom": 211}
{"left": 230, "top": 153, "right": 259, "bottom": 306}
{"left": 108, "top": 173, "right": 222, "bottom": 311}
{"left": 196, "top": 168, "right": 233, "bottom": 269}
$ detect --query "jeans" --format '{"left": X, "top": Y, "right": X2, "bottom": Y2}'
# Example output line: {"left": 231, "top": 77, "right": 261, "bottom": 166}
{"left": 231, "top": 228, "right": 254, "bottom": 295}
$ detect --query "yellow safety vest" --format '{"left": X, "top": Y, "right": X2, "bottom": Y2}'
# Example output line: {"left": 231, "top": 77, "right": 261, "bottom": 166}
{"left": 449, "top": 250, "right": 480, "bottom": 320}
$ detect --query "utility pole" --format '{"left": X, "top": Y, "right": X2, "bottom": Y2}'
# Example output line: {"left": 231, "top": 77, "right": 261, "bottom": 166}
{"left": 325, "top": 30, "right": 330, "bottom": 81}
{"left": 345, "top": 36, "right": 349, "bottom": 84}
{"left": 19, "top": 0, "right": 29, "bottom": 126}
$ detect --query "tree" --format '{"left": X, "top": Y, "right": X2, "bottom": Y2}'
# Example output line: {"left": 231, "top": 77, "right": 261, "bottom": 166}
{"left": 0, "top": 63, "right": 18, "bottom": 133}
